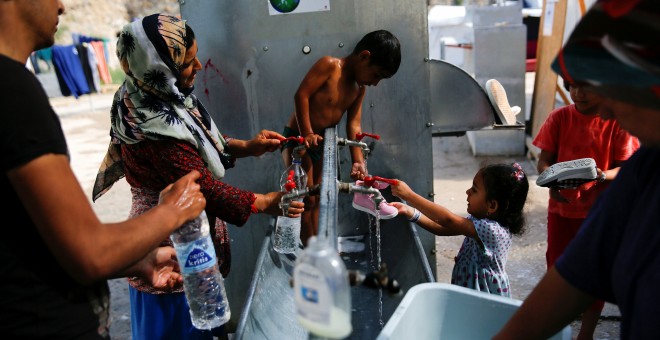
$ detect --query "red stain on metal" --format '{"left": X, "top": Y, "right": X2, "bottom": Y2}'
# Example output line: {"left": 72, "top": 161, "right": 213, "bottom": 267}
{"left": 202, "top": 59, "right": 229, "bottom": 100}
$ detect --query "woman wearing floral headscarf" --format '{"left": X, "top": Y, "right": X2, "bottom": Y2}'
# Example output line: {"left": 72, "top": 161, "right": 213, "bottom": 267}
{"left": 93, "top": 14, "right": 302, "bottom": 339}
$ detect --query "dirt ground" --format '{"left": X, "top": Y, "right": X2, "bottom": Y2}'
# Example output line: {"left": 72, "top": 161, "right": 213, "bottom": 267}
{"left": 55, "top": 93, "right": 622, "bottom": 339}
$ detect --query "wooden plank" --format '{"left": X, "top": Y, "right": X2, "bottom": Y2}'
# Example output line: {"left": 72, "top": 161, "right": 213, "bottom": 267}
{"left": 557, "top": 83, "right": 571, "bottom": 106}
{"left": 529, "top": 0, "right": 568, "bottom": 138}
{"left": 579, "top": 0, "right": 587, "bottom": 15}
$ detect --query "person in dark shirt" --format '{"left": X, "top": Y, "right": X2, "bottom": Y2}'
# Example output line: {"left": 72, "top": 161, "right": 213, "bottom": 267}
{"left": 495, "top": 0, "right": 660, "bottom": 339}
{"left": 0, "top": 1, "right": 207, "bottom": 338}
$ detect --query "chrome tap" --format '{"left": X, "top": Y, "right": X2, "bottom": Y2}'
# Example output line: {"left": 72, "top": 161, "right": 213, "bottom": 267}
{"left": 348, "top": 263, "right": 402, "bottom": 296}
{"left": 281, "top": 187, "right": 310, "bottom": 202}
{"left": 336, "top": 137, "right": 370, "bottom": 159}
{"left": 337, "top": 181, "right": 384, "bottom": 210}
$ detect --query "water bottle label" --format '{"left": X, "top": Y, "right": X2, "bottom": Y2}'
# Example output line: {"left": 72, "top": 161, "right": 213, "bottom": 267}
{"left": 175, "top": 236, "right": 217, "bottom": 275}
{"left": 294, "top": 263, "right": 331, "bottom": 325}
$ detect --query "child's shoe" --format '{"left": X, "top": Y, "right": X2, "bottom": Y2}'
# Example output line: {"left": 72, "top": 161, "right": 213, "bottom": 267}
{"left": 351, "top": 181, "right": 398, "bottom": 219}
{"left": 486, "top": 79, "right": 520, "bottom": 126}
{"left": 536, "top": 158, "right": 597, "bottom": 189}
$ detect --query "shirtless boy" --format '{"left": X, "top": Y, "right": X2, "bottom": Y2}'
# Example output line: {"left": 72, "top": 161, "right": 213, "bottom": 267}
{"left": 281, "top": 30, "right": 401, "bottom": 244}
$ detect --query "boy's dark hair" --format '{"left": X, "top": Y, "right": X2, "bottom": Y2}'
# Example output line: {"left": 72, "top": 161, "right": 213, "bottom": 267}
{"left": 480, "top": 163, "right": 529, "bottom": 235}
{"left": 352, "top": 30, "right": 401, "bottom": 77}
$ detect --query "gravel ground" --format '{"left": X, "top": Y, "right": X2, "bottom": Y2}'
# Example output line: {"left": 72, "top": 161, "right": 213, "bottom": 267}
{"left": 55, "top": 93, "right": 622, "bottom": 339}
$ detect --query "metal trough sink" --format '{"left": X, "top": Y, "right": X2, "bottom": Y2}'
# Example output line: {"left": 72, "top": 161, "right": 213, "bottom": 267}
{"left": 235, "top": 128, "right": 435, "bottom": 339}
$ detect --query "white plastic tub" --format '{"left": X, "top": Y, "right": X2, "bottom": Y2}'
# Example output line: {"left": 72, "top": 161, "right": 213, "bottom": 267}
{"left": 377, "top": 283, "right": 571, "bottom": 340}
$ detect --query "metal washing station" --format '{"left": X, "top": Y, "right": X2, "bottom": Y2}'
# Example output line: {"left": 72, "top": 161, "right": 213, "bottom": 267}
{"left": 179, "top": 0, "right": 524, "bottom": 338}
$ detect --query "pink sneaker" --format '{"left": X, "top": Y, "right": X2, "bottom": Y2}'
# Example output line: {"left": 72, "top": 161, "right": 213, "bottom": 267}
{"left": 352, "top": 182, "right": 398, "bottom": 219}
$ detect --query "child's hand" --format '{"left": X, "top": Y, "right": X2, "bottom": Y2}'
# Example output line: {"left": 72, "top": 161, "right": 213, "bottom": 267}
{"left": 304, "top": 133, "right": 323, "bottom": 149}
{"left": 549, "top": 188, "right": 570, "bottom": 203}
{"left": 390, "top": 179, "right": 412, "bottom": 200}
{"left": 389, "top": 202, "right": 413, "bottom": 219}
{"left": 350, "top": 162, "right": 368, "bottom": 180}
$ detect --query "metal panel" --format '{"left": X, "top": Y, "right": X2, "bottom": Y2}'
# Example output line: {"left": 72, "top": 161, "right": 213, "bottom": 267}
{"left": 180, "top": 0, "right": 436, "bottom": 334}
{"left": 429, "top": 59, "right": 495, "bottom": 135}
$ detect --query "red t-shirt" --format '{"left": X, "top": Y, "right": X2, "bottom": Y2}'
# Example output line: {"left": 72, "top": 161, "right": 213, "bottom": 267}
{"left": 533, "top": 104, "right": 640, "bottom": 218}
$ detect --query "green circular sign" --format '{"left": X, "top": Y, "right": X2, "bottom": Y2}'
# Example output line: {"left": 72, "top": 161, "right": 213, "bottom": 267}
{"left": 270, "top": 0, "right": 300, "bottom": 13}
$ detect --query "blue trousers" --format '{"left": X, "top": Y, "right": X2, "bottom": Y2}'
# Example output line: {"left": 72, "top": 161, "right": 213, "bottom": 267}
{"left": 128, "top": 285, "right": 224, "bottom": 339}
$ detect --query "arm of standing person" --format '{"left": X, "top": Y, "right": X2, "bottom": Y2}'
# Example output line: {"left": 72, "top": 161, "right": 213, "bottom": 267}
{"left": 125, "top": 140, "right": 303, "bottom": 224}
{"left": 493, "top": 267, "right": 595, "bottom": 339}
{"left": 227, "top": 129, "right": 285, "bottom": 158}
{"left": 294, "top": 56, "right": 337, "bottom": 149}
{"left": 537, "top": 149, "right": 569, "bottom": 203}
{"left": 390, "top": 180, "right": 478, "bottom": 239}
{"left": 8, "top": 155, "right": 205, "bottom": 285}
{"left": 347, "top": 86, "right": 367, "bottom": 180}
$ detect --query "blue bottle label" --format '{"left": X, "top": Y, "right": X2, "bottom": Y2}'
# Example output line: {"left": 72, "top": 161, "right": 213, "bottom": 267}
{"left": 175, "top": 236, "right": 217, "bottom": 275}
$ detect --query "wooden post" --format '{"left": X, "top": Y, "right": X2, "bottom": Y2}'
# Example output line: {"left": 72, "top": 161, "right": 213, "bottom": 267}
{"left": 529, "top": 0, "right": 568, "bottom": 138}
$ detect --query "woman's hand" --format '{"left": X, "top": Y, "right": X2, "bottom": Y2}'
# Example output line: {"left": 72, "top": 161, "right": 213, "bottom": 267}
{"left": 247, "top": 130, "right": 284, "bottom": 157}
{"left": 228, "top": 130, "right": 284, "bottom": 158}
{"left": 254, "top": 191, "right": 305, "bottom": 217}
{"left": 284, "top": 199, "right": 305, "bottom": 218}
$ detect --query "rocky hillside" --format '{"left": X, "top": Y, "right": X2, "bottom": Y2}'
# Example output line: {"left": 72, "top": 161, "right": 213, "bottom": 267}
{"left": 57, "top": 0, "right": 181, "bottom": 45}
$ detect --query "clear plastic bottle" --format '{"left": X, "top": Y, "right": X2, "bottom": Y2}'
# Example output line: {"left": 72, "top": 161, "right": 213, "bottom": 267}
{"left": 170, "top": 210, "right": 230, "bottom": 330}
{"left": 293, "top": 236, "right": 352, "bottom": 338}
{"left": 273, "top": 155, "right": 307, "bottom": 254}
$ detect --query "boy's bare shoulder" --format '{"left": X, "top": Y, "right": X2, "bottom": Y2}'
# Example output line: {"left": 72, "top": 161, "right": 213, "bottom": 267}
{"left": 312, "top": 55, "right": 342, "bottom": 70}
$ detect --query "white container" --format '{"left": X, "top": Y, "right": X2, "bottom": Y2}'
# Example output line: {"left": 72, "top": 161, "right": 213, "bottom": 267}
{"left": 293, "top": 236, "right": 352, "bottom": 339}
{"left": 377, "top": 283, "right": 571, "bottom": 340}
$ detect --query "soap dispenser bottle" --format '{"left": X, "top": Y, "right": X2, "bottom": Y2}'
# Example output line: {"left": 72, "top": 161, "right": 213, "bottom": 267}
{"left": 293, "top": 236, "right": 352, "bottom": 339}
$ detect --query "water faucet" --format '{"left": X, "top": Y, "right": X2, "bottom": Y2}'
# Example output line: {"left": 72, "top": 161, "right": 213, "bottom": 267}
{"left": 281, "top": 187, "right": 309, "bottom": 202}
{"left": 336, "top": 137, "right": 370, "bottom": 159}
{"left": 279, "top": 184, "right": 320, "bottom": 213}
{"left": 337, "top": 181, "right": 384, "bottom": 210}
{"left": 348, "top": 263, "right": 402, "bottom": 296}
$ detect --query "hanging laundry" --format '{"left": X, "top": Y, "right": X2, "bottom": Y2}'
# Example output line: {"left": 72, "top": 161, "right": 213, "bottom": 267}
{"left": 76, "top": 43, "right": 97, "bottom": 93}
{"left": 90, "top": 41, "right": 112, "bottom": 85}
{"left": 35, "top": 47, "right": 54, "bottom": 72}
{"left": 85, "top": 43, "right": 102, "bottom": 92}
{"left": 52, "top": 44, "right": 90, "bottom": 98}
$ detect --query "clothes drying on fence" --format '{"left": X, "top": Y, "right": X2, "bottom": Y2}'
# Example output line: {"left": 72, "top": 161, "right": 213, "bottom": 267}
{"left": 34, "top": 48, "right": 54, "bottom": 73}
{"left": 47, "top": 39, "right": 112, "bottom": 98}
{"left": 85, "top": 43, "right": 101, "bottom": 93}
{"left": 75, "top": 43, "right": 98, "bottom": 93}
{"left": 74, "top": 33, "right": 113, "bottom": 85}
{"left": 52, "top": 44, "right": 90, "bottom": 98}
{"left": 90, "top": 41, "right": 112, "bottom": 85}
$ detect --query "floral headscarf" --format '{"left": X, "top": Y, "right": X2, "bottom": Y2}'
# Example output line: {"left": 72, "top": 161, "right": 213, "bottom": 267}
{"left": 93, "top": 14, "right": 230, "bottom": 200}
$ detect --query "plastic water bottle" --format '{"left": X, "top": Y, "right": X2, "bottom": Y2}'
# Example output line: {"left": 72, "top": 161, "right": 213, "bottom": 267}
{"left": 273, "top": 203, "right": 303, "bottom": 254}
{"left": 293, "top": 236, "right": 352, "bottom": 338}
{"left": 273, "top": 155, "right": 307, "bottom": 254}
{"left": 170, "top": 210, "right": 230, "bottom": 330}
